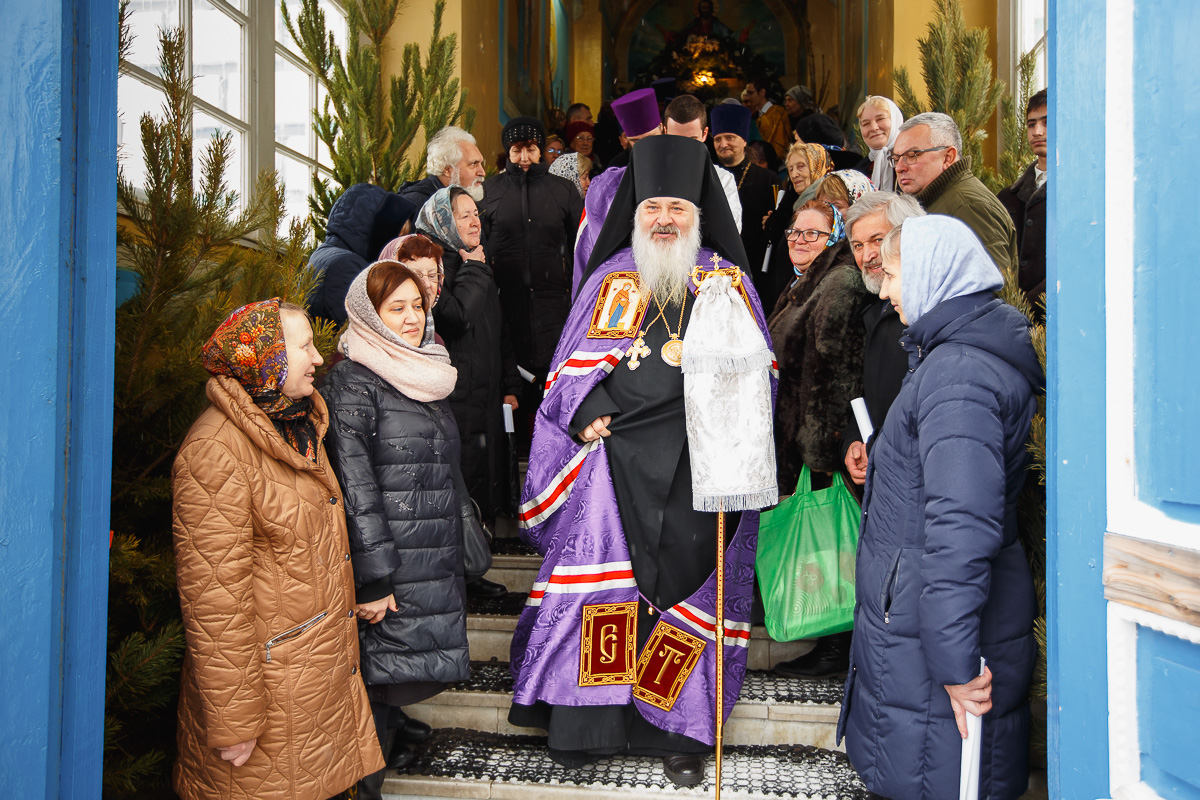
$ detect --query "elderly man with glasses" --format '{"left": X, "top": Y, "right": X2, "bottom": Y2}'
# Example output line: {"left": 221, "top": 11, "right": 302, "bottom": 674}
{"left": 891, "top": 112, "right": 1018, "bottom": 275}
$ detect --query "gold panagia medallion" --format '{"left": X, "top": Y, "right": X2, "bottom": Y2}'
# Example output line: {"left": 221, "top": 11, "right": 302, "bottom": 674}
{"left": 660, "top": 336, "right": 683, "bottom": 367}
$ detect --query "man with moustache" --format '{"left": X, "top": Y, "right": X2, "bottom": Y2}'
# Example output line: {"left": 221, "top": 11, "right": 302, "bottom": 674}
{"left": 774, "top": 192, "right": 926, "bottom": 682}
{"left": 841, "top": 192, "right": 926, "bottom": 487}
{"left": 998, "top": 89, "right": 1049, "bottom": 316}
{"left": 398, "top": 126, "right": 488, "bottom": 210}
{"left": 508, "top": 136, "right": 774, "bottom": 788}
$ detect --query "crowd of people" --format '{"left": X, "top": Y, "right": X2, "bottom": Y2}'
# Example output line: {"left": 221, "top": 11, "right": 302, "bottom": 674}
{"left": 170, "top": 78, "right": 1050, "bottom": 800}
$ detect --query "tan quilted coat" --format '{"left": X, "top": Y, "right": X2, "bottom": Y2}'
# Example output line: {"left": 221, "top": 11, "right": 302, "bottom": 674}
{"left": 172, "top": 376, "right": 385, "bottom": 800}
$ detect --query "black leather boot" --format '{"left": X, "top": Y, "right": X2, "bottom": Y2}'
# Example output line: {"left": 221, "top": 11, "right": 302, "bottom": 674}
{"left": 773, "top": 631, "right": 851, "bottom": 679}
{"left": 662, "top": 753, "right": 705, "bottom": 787}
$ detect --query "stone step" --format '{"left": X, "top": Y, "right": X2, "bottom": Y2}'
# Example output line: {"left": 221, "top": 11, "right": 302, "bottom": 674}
{"left": 381, "top": 729, "right": 868, "bottom": 800}
{"left": 466, "top": 592, "right": 816, "bottom": 671}
{"left": 403, "top": 661, "right": 844, "bottom": 751}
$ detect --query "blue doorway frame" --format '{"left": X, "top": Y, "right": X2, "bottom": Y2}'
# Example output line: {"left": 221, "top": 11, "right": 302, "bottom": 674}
{"left": 0, "top": 1, "right": 117, "bottom": 796}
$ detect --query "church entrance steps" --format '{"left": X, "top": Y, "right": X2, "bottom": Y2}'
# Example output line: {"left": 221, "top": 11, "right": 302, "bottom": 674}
{"left": 482, "top": 547, "right": 541, "bottom": 595}
{"left": 381, "top": 729, "right": 868, "bottom": 800}
{"left": 403, "top": 662, "right": 844, "bottom": 751}
{"left": 466, "top": 592, "right": 816, "bottom": 670}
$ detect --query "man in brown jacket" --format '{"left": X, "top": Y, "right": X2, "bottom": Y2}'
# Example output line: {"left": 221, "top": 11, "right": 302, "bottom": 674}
{"left": 893, "top": 111, "right": 1018, "bottom": 277}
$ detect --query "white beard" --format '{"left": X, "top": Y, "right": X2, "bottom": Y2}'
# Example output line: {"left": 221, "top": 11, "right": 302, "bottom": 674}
{"left": 450, "top": 167, "right": 485, "bottom": 202}
{"left": 860, "top": 258, "right": 884, "bottom": 294}
{"left": 630, "top": 217, "right": 702, "bottom": 306}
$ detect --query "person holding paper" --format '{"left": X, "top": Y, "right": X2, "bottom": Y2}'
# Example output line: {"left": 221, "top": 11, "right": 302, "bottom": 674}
{"left": 836, "top": 215, "right": 1041, "bottom": 799}
{"left": 840, "top": 192, "right": 926, "bottom": 486}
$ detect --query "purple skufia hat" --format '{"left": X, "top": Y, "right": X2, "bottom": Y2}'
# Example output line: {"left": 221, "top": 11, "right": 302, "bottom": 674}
{"left": 611, "top": 88, "right": 661, "bottom": 138}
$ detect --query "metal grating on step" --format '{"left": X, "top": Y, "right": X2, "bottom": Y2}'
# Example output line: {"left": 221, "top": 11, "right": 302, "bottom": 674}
{"left": 451, "top": 661, "right": 843, "bottom": 706}
{"left": 467, "top": 590, "right": 531, "bottom": 616}
{"left": 404, "top": 729, "right": 869, "bottom": 798}
{"left": 489, "top": 538, "right": 539, "bottom": 556}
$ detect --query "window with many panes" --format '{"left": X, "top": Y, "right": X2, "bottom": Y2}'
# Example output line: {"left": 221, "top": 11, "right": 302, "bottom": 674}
{"left": 119, "top": 0, "right": 346, "bottom": 226}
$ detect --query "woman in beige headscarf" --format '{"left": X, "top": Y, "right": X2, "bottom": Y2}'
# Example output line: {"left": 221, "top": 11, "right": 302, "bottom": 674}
{"left": 760, "top": 142, "right": 833, "bottom": 309}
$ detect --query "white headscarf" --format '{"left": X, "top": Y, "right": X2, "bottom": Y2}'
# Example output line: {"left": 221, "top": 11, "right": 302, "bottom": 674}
{"left": 862, "top": 97, "right": 904, "bottom": 193}
{"left": 898, "top": 215, "right": 1003, "bottom": 325}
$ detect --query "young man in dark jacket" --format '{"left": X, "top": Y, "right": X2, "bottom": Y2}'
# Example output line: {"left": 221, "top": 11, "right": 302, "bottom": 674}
{"left": 998, "top": 89, "right": 1048, "bottom": 317}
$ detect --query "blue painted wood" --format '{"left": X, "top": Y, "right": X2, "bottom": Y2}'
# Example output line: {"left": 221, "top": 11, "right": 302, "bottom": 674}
{"left": 0, "top": 0, "right": 115, "bottom": 796}
{"left": 1134, "top": 0, "right": 1200, "bottom": 511}
{"left": 1138, "top": 628, "right": 1200, "bottom": 799}
{"left": 1045, "top": 1, "right": 1112, "bottom": 798}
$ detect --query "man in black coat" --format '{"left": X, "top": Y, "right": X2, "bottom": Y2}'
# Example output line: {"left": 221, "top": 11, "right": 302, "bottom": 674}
{"left": 710, "top": 103, "right": 779, "bottom": 293}
{"left": 397, "top": 125, "right": 488, "bottom": 216}
{"left": 998, "top": 89, "right": 1048, "bottom": 318}
{"left": 306, "top": 183, "right": 417, "bottom": 325}
{"left": 774, "top": 191, "right": 926, "bottom": 681}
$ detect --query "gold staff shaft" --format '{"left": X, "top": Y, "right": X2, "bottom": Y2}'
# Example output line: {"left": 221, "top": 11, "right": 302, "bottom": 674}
{"left": 714, "top": 502, "right": 725, "bottom": 800}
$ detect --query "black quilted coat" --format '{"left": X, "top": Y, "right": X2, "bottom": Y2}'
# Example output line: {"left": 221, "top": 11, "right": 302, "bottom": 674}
{"left": 306, "top": 183, "right": 417, "bottom": 325}
{"left": 481, "top": 161, "right": 583, "bottom": 374}
{"left": 418, "top": 232, "right": 523, "bottom": 518}
{"left": 321, "top": 359, "right": 470, "bottom": 688}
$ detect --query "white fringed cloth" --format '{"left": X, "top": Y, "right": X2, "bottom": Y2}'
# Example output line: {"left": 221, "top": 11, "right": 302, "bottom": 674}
{"left": 681, "top": 273, "right": 778, "bottom": 512}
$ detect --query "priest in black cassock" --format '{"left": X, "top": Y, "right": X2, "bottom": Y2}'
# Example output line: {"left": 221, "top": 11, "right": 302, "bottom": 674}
{"left": 710, "top": 103, "right": 780, "bottom": 295}
{"left": 507, "top": 137, "right": 776, "bottom": 788}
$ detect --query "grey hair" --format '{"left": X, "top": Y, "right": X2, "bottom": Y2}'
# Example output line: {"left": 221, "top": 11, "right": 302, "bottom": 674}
{"left": 844, "top": 191, "right": 925, "bottom": 237}
{"left": 425, "top": 126, "right": 477, "bottom": 178}
{"left": 898, "top": 111, "right": 962, "bottom": 154}
{"left": 880, "top": 224, "right": 903, "bottom": 266}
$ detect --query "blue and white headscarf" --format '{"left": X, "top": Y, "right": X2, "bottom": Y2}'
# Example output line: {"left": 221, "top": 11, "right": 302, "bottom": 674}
{"left": 415, "top": 187, "right": 468, "bottom": 252}
{"left": 898, "top": 214, "right": 1003, "bottom": 324}
{"left": 825, "top": 202, "right": 846, "bottom": 248}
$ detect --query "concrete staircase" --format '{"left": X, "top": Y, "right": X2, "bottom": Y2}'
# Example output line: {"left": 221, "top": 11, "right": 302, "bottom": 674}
{"left": 380, "top": 535, "right": 872, "bottom": 800}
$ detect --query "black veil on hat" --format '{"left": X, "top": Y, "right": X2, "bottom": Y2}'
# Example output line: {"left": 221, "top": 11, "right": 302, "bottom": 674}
{"left": 582, "top": 136, "right": 747, "bottom": 285}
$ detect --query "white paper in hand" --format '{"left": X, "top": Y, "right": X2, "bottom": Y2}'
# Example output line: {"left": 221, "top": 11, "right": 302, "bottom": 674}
{"left": 959, "top": 657, "right": 986, "bottom": 800}
{"left": 851, "top": 397, "right": 874, "bottom": 443}
{"left": 502, "top": 403, "right": 515, "bottom": 434}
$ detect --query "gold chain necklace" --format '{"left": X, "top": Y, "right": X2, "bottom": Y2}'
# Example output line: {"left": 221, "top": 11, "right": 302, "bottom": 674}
{"left": 625, "top": 284, "right": 688, "bottom": 369}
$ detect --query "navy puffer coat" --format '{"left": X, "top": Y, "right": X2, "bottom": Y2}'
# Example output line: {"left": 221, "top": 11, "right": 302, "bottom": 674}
{"left": 321, "top": 359, "right": 470, "bottom": 688}
{"left": 837, "top": 292, "right": 1042, "bottom": 800}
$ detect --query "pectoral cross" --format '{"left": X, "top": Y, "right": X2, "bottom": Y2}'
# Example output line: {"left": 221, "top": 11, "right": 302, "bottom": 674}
{"left": 626, "top": 335, "right": 651, "bottom": 370}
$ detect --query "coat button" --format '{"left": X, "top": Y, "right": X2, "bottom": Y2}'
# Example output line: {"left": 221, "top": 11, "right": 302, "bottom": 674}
{"left": 1026, "top": 218, "right": 1034, "bottom": 226}
{"left": 345, "top": 553, "right": 351, "bottom": 561}
{"left": 348, "top": 610, "right": 354, "bottom": 618}
{"left": 351, "top": 666, "right": 358, "bottom": 675}
{"left": 329, "top": 496, "right": 338, "bottom": 504}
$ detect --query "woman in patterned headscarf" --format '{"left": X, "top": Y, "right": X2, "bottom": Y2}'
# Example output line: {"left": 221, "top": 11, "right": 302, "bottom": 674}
{"left": 760, "top": 142, "right": 834, "bottom": 311}
{"left": 814, "top": 169, "right": 877, "bottom": 214}
{"left": 412, "top": 187, "right": 523, "bottom": 530}
{"left": 172, "top": 299, "right": 383, "bottom": 800}
{"left": 767, "top": 200, "right": 870, "bottom": 491}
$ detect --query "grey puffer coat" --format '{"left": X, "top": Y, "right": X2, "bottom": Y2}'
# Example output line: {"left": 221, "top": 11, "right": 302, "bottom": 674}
{"left": 837, "top": 292, "right": 1042, "bottom": 799}
{"left": 321, "top": 359, "right": 470, "bottom": 688}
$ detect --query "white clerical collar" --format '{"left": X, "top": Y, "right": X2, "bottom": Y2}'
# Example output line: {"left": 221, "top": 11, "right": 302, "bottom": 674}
{"left": 761, "top": 100, "right": 775, "bottom": 114}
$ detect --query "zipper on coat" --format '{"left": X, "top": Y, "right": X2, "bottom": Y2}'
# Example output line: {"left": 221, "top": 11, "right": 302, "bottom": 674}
{"left": 264, "top": 611, "right": 327, "bottom": 663}
{"left": 882, "top": 551, "right": 902, "bottom": 624}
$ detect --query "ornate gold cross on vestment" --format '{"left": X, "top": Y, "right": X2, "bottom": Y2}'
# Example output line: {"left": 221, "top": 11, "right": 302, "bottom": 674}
{"left": 626, "top": 335, "right": 651, "bottom": 370}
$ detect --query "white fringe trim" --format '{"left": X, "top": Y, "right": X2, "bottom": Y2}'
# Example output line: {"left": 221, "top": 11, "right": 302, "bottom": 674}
{"left": 691, "top": 486, "right": 780, "bottom": 513}
{"left": 680, "top": 349, "right": 775, "bottom": 375}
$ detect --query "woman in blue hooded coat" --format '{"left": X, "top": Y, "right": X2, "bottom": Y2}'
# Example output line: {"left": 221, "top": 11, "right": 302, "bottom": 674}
{"left": 836, "top": 215, "right": 1042, "bottom": 799}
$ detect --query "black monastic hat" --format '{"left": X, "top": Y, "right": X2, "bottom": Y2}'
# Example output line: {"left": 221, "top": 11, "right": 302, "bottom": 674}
{"left": 582, "top": 136, "right": 747, "bottom": 284}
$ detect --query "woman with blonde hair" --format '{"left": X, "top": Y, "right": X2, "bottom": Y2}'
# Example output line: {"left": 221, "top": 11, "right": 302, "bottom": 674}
{"left": 172, "top": 299, "right": 383, "bottom": 800}
{"left": 854, "top": 95, "right": 904, "bottom": 193}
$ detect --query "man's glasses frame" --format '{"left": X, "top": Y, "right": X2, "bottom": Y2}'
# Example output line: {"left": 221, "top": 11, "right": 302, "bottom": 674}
{"left": 887, "top": 145, "right": 950, "bottom": 167}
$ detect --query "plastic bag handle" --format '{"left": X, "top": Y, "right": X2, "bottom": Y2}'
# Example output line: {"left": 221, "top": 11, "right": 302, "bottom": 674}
{"left": 796, "top": 464, "right": 812, "bottom": 495}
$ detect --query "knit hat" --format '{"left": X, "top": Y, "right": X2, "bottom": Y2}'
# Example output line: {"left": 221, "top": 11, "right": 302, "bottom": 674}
{"left": 785, "top": 85, "right": 814, "bottom": 109}
{"left": 502, "top": 116, "right": 545, "bottom": 149}
{"left": 710, "top": 103, "right": 752, "bottom": 142}
{"left": 611, "top": 88, "right": 661, "bottom": 138}
{"left": 563, "top": 120, "right": 595, "bottom": 149}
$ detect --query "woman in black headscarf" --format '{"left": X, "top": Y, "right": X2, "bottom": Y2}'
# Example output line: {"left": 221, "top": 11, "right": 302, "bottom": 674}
{"left": 482, "top": 116, "right": 584, "bottom": 450}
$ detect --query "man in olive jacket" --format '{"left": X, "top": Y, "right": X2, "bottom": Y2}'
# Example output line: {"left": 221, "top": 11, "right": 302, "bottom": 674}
{"left": 893, "top": 112, "right": 1018, "bottom": 276}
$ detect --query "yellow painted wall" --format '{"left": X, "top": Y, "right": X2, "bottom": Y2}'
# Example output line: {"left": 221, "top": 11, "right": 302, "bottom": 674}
{"left": 892, "top": 0, "right": 999, "bottom": 166}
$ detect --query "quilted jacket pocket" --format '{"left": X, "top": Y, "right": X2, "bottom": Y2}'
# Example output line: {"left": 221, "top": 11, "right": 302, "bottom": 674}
{"left": 264, "top": 612, "right": 327, "bottom": 663}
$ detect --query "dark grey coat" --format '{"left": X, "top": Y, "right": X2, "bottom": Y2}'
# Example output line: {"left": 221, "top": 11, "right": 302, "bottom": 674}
{"left": 321, "top": 359, "right": 470, "bottom": 688}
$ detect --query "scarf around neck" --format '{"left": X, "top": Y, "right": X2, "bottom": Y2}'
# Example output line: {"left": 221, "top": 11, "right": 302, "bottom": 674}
{"left": 864, "top": 97, "right": 904, "bottom": 193}
{"left": 200, "top": 298, "right": 319, "bottom": 460}
{"left": 338, "top": 264, "right": 458, "bottom": 402}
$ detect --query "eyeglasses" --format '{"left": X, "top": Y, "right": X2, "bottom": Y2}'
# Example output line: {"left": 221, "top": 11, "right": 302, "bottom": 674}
{"left": 546, "top": 147, "right": 564, "bottom": 155}
{"left": 887, "top": 146, "right": 949, "bottom": 167}
{"left": 573, "top": 135, "right": 595, "bottom": 143}
{"left": 784, "top": 228, "right": 831, "bottom": 243}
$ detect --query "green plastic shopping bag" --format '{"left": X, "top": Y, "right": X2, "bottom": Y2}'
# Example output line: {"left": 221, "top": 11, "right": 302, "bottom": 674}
{"left": 756, "top": 465, "right": 861, "bottom": 642}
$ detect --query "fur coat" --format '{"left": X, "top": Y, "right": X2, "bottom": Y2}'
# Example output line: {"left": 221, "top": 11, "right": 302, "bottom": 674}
{"left": 767, "top": 239, "right": 869, "bottom": 490}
